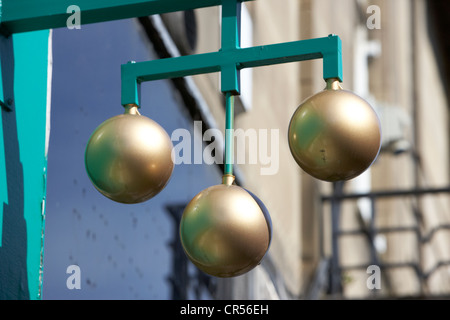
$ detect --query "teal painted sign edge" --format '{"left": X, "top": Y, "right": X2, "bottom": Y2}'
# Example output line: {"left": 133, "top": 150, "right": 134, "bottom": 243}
{"left": 1, "top": 0, "right": 253, "bottom": 34}
{"left": 0, "top": 30, "right": 50, "bottom": 300}
{"left": 13, "top": 29, "right": 50, "bottom": 300}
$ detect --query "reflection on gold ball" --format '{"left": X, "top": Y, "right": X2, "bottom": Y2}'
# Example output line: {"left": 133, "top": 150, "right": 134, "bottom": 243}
{"left": 288, "top": 80, "right": 381, "bottom": 182}
{"left": 85, "top": 105, "right": 174, "bottom": 204}
{"left": 180, "top": 182, "right": 272, "bottom": 278}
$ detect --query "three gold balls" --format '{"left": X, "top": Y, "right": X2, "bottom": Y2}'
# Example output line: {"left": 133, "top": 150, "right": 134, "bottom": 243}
{"left": 84, "top": 78, "right": 381, "bottom": 278}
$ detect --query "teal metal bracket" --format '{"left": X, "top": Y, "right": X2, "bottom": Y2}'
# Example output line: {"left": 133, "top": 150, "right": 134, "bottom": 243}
{"left": 120, "top": 0, "right": 342, "bottom": 105}
{"left": 120, "top": 0, "right": 342, "bottom": 176}
{"left": 121, "top": 34, "right": 343, "bottom": 105}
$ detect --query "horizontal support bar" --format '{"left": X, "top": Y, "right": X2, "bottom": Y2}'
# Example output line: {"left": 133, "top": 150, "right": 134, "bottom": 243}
{"left": 122, "top": 35, "right": 343, "bottom": 105}
{"left": 127, "top": 52, "right": 222, "bottom": 83}
{"left": 0, "top": 0, "right": 253, "bottom": 34}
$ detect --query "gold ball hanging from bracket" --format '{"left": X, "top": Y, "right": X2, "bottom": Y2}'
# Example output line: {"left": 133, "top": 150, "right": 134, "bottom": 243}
{"left": 180, "top": 176, "right": 272, "bottom": 278}
{"left": 288, "top": 79, "right": 382, "bottom": 182}
{"left": 85, "top": 105, "right": 174, "bottom": 204}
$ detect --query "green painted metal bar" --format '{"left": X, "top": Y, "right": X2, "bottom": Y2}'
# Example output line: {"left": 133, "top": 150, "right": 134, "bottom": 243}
{"left": 121, "top": 61, "right": 141, "bottom": 108}
{"left": 0, "top": 0, "right": 253, "bottom": 35}
{"left": 121, "top": 35, "right": 343, "bottom": 105}
{"left": 224, "top": 92, "right": 235, "bottom": 175}
{"left": 221, "top": 0, "right": 240, "bottom": 50}
{"left": 121, "top": 51, "right": 222, "bottom": 106}
{"left": 322, "top": 34, "right": 343, "bottom": 81}
{"left": 221, "top": 0, "right": 241, "bottom": 94}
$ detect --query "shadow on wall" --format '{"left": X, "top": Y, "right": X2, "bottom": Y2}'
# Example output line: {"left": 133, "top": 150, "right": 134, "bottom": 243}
{"left": 0, "top": 35, "right": 29, "bottom": 300}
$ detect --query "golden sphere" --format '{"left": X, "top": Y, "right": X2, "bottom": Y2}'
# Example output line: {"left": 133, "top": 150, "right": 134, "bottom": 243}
{"left": 180, "top": 182, "right": 272, "bottom": 278}
{"left": 288, "top": 80, "right": 381, "bottom": 182}
{"left": 85, "top": 105, "right": 174, "bottom": 204}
